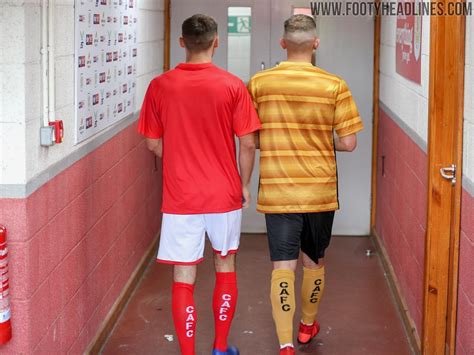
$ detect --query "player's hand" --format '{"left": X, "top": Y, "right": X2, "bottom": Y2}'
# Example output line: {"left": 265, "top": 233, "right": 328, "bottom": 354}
{"left": 242, "top": 186, "right": 251, "bottom": 209}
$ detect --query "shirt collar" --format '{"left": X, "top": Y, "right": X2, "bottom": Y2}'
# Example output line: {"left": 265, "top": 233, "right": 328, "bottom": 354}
{"left": 278, "top": 61, "right": 314, "bottom": 67}
{"left": 176, "top": 62, "right": 214, "bottom": 71}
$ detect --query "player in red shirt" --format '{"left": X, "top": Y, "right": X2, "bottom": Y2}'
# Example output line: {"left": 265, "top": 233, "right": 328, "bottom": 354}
{"left": 138, "top": 14, "right": 261, "bottom": 355}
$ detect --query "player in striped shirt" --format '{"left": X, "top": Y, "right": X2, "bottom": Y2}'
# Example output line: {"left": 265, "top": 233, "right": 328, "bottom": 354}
{"left": 248, "top": 14, "right": 363, "bottom": 355}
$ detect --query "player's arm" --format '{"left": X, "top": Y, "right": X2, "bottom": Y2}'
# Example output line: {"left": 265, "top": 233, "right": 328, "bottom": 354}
{"left": 334, "top": 79, "right": 363, "bottom": 152}
{"left": 146, "top": 138, "right": 163, "bottom": 158}
{"left": 334, "top": 133, "right": 357, "bottom": 152}
{"left": 239, "top": 132, "right": 257, "bottom": 208}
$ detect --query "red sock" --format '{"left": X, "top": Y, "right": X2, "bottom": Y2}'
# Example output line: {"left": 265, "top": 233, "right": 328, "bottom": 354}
{"left": 172, "top": 282, "right": 197, "bottom": 355}
{"left": 213, "top": 272, "right": 238, "bottom": 351}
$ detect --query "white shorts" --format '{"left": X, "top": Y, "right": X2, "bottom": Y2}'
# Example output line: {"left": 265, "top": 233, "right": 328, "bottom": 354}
{"left": 157, "top": 209, "right": 242, "bottom": 265}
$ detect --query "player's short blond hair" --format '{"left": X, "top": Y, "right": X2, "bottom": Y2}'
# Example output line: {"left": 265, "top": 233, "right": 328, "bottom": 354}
{"left": 283, "top": 14, "right": 317, "bottom": 44}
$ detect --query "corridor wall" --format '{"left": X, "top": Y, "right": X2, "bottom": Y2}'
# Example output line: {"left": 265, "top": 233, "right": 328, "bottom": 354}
{"left": 0, "top": 0, "right": 164, "bottom": 352}
{"left": 457, "top": 1, "right": 474, "bottom": 353}
{"left": 375, "top": 13, "right": 430, "bottom": 342}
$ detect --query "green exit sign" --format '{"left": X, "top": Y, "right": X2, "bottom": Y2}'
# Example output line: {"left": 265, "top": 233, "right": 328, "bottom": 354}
{"left": 228, "top": 16, "right": 251, "bottom": 34}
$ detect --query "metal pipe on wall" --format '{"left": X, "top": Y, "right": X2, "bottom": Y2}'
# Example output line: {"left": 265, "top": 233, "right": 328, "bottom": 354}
{"left": 48, "top": 0, "right": 56, "bottom": 123}
{"left": 41, "top": 0, "right": 49, "bottom": 127}
{"left": 41, "top": 0, "right": 56, "bottom": 127}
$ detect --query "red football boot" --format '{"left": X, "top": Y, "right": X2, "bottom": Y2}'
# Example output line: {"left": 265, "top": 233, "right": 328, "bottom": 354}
{"left": 279, "top": 346, "right": 295, "bottom": 355}
{"left": 297, "top": 321, "right": 320, "bottom": 344}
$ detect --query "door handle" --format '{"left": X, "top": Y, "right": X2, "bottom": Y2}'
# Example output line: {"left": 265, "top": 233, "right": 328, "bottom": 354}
{"left": 439, "top": 164, "right": 456, "bottom": 185}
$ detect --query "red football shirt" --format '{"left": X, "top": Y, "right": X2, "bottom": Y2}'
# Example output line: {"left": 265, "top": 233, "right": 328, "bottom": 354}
{"left": 138, "top": 63, "right": 261, "bottom": 214}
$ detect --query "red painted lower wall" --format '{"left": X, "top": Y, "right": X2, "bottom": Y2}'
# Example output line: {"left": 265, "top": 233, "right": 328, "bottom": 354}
{"left": 0, "top": 121, "right": 162, "bottom": 353}
{"left": 457, "top": 188, "right": 474, "bottom": 354}
{"left": 375, "top": 108, "right": 427, "bottom": 335}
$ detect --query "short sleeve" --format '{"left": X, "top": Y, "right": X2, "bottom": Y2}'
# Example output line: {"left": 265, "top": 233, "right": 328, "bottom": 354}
{"left": 137, "top": 80, "right": 163, "bottom": 139}
{"left": 334, "top": 79, "right": 364, "bottom": 137}
{"left": 233, "top": 81, "right": 261, "bottom": 137}
{"left": 247, "top": 77, "right": 259, "bottom": 110}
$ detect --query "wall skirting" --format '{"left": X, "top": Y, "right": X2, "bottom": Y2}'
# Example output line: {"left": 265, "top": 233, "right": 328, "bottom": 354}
{"left": 371, "top": 229, "right": 421, "bottom": 355}
{"left": 86, "top": 234, "right": 160, "bottom": 354}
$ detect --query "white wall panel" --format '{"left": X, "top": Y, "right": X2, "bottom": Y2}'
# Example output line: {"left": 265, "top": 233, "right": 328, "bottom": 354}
{"left": 0, "top": 0, "right": 164, "bottom": 186}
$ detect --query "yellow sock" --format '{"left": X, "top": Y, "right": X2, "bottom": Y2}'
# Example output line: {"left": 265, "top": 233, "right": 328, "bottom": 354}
{"left": 301, "top": 266, "right": 325, "bottom": 325}
{"left": 270, "top": 269, "right": 296, "bottom": 346}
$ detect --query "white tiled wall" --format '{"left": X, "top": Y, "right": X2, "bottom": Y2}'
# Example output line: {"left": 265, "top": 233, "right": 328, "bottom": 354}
{"left": 0, "top": 2, "right": 31, "bottom": 185}
{"left": 0, "top": 0, "right": 164, "bottom": 186}
{"left": 464, "top": 0, "right": 474, "bottom": 186}
{"left": 379, "top": 13, "right": 430, "bottom": 144}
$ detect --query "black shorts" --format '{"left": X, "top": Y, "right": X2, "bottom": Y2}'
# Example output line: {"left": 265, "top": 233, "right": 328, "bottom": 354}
{"left": 265, "top": 211, "right": 335, "bottom": 264}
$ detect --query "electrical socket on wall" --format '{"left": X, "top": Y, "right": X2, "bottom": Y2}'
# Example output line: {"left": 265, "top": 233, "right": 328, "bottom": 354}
{"left": 40, "top": 126, "right": 55, "bottom": 147}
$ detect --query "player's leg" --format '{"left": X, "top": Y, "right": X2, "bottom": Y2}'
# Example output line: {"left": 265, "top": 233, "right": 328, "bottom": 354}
{"left": 206, "top": 209, "right": 241, "bottom": 355}
{"left": 298, "top": 211, "right": 335, "bottom": 344}
{"left": 173, "top": 266, "right": 198, "bottom": 355}
{"left": 212, "top": 254, "right": 238, "bottom": 355}
{"left": 158, "top": 213, "right": 206, "bottom": 355}
{"left": 265, "top": 213, "right": 303, "bottom": 355}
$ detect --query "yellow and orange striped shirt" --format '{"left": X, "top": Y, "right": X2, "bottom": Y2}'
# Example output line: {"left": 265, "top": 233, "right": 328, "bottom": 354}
{"left": 248, "top": 61, "right": 363, "bottom": 213}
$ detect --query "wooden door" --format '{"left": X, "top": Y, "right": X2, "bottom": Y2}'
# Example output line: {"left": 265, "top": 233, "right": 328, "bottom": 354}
{"left": 423, "top": 3, "right": 465, "bottom": 354}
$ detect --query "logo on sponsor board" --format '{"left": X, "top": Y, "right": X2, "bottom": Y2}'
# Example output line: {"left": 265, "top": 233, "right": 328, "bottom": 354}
{"left": 78, "top": 56, "right": 86, "bottom": 68}
{"left": 99, "top": 72, "right": 106, "bottom": 83}
{"left": 86, "top": 116, "right": 93, "bottom": 129}
{"left": 92, "top": 93, "right": 100, "bottom": 105}
{"left": 86, "top": 34, "right": 93, "bottom": 46}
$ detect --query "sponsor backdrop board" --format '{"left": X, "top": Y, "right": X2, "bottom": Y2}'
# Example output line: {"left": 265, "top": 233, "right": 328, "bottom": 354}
{"left": 395, "top": 0, "right": 422, "bottom": 84}
{"left": 75, "top": 0, "right": 138, "bottom": 143}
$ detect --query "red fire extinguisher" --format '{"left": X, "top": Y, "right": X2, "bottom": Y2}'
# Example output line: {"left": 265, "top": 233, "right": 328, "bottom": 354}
{"left": 0, "top": 226, "right": 12, "bottom": 344}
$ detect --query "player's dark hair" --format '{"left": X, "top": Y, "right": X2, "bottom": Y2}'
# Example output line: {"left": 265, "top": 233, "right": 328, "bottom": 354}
{"left": 182, "top": 14, "right": 218, "bottom": 52}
